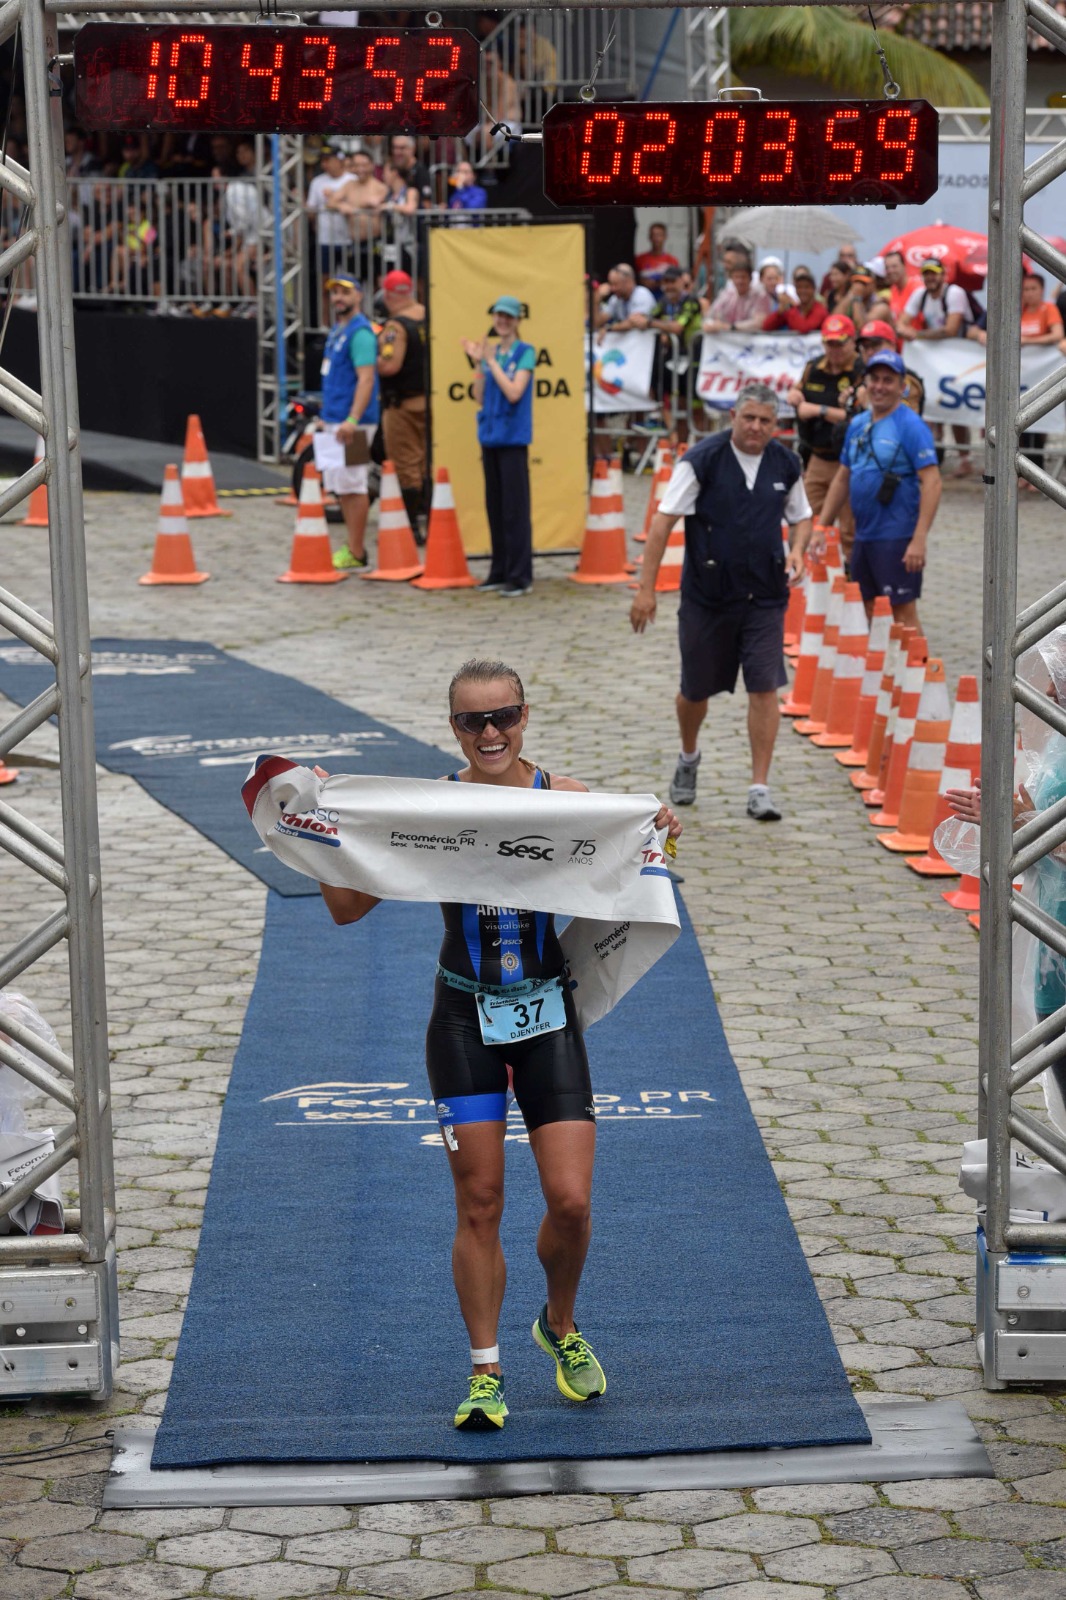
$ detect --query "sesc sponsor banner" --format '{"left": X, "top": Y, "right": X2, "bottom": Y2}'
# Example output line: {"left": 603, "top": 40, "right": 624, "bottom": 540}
{"left": 586, "top": 328, "right": 658, "bottom": 413}
{"left": 429, "top": 223, "right": 587, "bottom": 553}
{"left": 904, "top": 338, "right": 1066, "bottom": 431}
{"left": 697, "top": 330, "right": 823, "bottom": 413}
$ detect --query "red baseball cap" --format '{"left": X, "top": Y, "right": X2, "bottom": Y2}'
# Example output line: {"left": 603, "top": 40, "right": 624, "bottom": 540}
{"left": 822, "top": 313, "right": 856, "bottom": 342}
{"left": 381, "top": 270, "right": 412, "bottom": 292}
{"left": 858, "top": 319, "right": 898, "bottom": 346}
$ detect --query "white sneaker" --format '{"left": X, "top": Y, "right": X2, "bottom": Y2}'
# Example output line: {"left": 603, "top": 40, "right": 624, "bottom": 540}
{"left": 747, "top": 786, "right": 781, "bottom": 822}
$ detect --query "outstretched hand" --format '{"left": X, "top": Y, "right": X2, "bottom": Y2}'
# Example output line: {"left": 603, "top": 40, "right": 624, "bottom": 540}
{"left": 654, "top": 803, "right": 683, "bottom": 841}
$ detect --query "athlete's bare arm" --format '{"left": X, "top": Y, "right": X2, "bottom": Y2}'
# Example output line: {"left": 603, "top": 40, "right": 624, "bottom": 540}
{"left": 318, "top": 883, "right": 381, "bottom": 925}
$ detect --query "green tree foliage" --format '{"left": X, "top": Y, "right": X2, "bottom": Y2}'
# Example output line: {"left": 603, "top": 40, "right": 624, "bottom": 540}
{"left": 730, "top": 7, "right": 989, "bottom": 107}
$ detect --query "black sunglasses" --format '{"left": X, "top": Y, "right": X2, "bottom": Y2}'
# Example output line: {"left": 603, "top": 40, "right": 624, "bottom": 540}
{"left": 452, "top": 704, "right": 525, "bottom": 736}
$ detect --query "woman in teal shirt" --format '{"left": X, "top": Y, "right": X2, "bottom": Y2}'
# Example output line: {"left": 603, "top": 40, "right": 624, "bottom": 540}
{"left": 462, "top": 294, "right": 536, "bottom": 597}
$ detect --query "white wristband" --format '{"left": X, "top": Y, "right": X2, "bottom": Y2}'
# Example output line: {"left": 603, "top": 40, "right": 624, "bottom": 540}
{"left": 470, "top": 1345, "right": 500, "bottom": 1365}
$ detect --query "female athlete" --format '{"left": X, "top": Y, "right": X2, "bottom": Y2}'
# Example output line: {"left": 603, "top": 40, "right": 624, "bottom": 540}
{"left": 318, "top": 658, "right": 682, "bottom": 1431}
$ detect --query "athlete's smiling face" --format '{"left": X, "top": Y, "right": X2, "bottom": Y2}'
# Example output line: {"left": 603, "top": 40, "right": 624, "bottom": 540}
{"left": 450, "top": 676, "right": 530, "bottom": 783}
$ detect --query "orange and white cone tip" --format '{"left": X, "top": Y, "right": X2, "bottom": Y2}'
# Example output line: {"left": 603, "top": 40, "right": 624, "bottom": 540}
{"left": 181, "top": 414, "right": 231, "bottom": 517}
{"left": 139, "top": 464, "right": 209, "bottom": 585}
{"left": 362, "top": 460, "right": 424, "bottom": 582}
{"left": 573, "top": 460, "right": 631, "bottom": 585}
{"left": 277, "top": 462, "right": 347, "bottom": 583}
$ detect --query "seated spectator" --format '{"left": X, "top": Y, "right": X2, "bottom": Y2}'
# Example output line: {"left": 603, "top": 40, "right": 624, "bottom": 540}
{"left": 1019, "top": 272, "right": 1065, "bottom": 486}
{"left": 763, "top": 266, "right": 826, "bottom": 333}
{"left": 758, "top": 257, "right": 796, "bottom": 308}
{"left": 855, "top": 320, "right": 925, "bottom": 416}
{"left": 448, "top": 161, "right": 488, "bottom": 212}
{"left": 702, "top": 260, "right": 773, "bottom": 333}
{"left": 594, "top": 263, "right": 655, "bottom": 333}
{"left": 636, "top": 222, "right": 681, "bottom": 291}
{"left": 822, "top": 257, "right": 854, "bottom": 313}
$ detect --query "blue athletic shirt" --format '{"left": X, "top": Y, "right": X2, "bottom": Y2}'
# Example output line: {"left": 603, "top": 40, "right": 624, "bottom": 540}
{"left": 320, "top": 313, "right": 381, "bottom": 426}
{"left": 477, "top": 339, "right": 536, "bottom": 449}
{"left": 439, "top": 768, "right": 564, "bottom": 986}
{"left": 840, "top": 402, "right": 938, "bottom": 544}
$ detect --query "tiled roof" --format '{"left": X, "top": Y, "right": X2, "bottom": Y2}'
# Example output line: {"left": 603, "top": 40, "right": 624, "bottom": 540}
{"left": 895, "top": 1, "right": 1066, "bottom": 51}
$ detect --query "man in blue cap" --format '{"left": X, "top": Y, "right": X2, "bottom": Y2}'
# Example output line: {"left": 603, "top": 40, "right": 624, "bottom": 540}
{"left": 461, "top": 295, "right": 536, "bottom": 596}
{"left": 319, "top": 273, "right": 380, "bottom": 571}
{"left": 818, "top": 349, "right": 941, "bottom": 628}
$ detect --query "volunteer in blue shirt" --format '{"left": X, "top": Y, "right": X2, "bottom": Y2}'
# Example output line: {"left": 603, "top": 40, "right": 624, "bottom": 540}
{"left": 461, "top": 295, "right": 536, "bottom": 597}
{"left": 819, "top": 349, "right": 941, "bottom": 629}
{"left": 319, "top": 274, "right": 380, "bottom": 572}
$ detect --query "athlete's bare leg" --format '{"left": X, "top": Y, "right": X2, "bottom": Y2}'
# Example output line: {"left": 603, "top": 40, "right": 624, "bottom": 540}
{"left": 529, "top": 1120, "right": 596, "bottom": 1339}
{"left": 444, "top": 1120, "right": 507, "bottom": 1373}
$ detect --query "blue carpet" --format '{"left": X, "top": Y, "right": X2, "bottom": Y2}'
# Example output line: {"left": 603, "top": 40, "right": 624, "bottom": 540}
{"left": 0, "top": 638, "right": 446, "bottom": 896}
{"left": 153, "top": 890, "right": 870, "bottom": 1467}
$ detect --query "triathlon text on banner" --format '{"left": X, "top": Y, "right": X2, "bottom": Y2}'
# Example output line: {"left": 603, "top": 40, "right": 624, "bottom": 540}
{"left": 429, "top": 224, "right": 587, "bottom": 554}
{"left": 587, "top": 329, "right": 658, "bottom": 414}
{"left": 904, "top": 338, "right": 1066, "bottom": 431}
{"left": 697, "top": 331, "right": 821, "bottom": 414}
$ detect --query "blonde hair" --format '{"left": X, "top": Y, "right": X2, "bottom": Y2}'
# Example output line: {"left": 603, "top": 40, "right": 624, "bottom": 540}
{"left": 448, "top": 658, "right": 525, "bottom": 711}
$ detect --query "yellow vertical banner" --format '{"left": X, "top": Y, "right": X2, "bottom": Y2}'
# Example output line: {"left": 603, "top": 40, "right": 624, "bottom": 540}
{"left": 429, "top": 224, "right": 587, "bottom": 553}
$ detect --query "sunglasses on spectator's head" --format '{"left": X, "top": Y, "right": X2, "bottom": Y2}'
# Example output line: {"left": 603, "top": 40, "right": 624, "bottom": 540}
{"left": 452, "top": 704, "right": 525, "bottom": 735}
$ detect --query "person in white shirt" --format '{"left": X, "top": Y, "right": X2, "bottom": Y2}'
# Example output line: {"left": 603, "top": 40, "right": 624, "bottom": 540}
{"left": 702, "top": 263, "right": 774, "bottom": 333}
{"left": 898, "top": 258, "right": 975, "bottom": 477}
{"left": 306, "top": 146, "right": 355, "bottom": 318}
{"left": 594, "top": 264, "right": 656, "bottom": 333}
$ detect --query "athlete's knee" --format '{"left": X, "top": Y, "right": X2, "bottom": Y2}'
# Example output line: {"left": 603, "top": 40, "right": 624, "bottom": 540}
{"left": 455, "top": 1179, "right": 504, "bottom": 1236}
{"left": 544, "top": 1185, "right": 592, "bottom": 1236}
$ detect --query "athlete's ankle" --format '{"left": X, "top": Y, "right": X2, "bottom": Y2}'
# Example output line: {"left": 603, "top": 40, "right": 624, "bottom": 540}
{"left": 472, "top": 1363, "right": 502, "bottom": 1376}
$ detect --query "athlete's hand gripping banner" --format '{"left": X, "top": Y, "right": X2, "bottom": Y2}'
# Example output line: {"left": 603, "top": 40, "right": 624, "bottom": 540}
{"left": 243, "top": 759, "right": 680, "bottom": 1030}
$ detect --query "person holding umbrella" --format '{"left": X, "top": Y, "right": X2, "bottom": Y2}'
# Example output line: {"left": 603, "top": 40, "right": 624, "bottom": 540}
{"left": 461, "top": 295, "right": 536, "bottom": 598}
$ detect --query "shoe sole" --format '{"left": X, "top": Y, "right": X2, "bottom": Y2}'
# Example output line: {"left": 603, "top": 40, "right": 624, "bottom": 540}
{"left": 454, "top": 1405, "right": 507, "bottom": 1430}
{"left": 532, "top": 1318, "right": 606, "bottom": 1402}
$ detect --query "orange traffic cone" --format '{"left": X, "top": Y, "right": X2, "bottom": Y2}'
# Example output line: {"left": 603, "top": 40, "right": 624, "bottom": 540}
{"left": 945, "top": 874, "right": 982, "bottom": 913}
{"left": 21, "top": 435, "right": 48, "bottom": 527}
{"left": 653, "top": 520, "right": 687, "bottom": 592}
{"left": 784, "top": 533, "right": 806, "bottom": 658}
{"left": 852, "top": 623, "right": 908, "bottom": 793}
{"left": 572, "top": 460, "right": 630, "bottom": 584}
{"left": 794, "top": 576, "right": 846, "bottom": 736}
{"left": 879, "top": 659, "right": 951, "bottom": 851}
{"left": 140, "top": 465, "right": 209, "bottom": 585}
{"left": 0, "top": 761, "right": 18, "bottom": 784}
{"left": 277, "top": 461, "right": 347, "bottom": 584}
{"left": 811, "top": 584, "right": 870, "bottom": 748}
{"left": 411, "top": 468, "right": 476, "bottom": 590}
{"left": 870, "top": 635, "right": 929, "bottom": 826}
{"left": 822, "top": 529, "right": 842, "bottom": 574}
{"left": 837, "top": 598, "right": 893, "bottom": 769}
{"left": 362, "top": 461, "right": 424, "bottom": 581}
{"left": 781, "top": 559, "right": 828, "bottom": 716}
{"left": 636, "top": 447, "right": 673, "bottom": 544}
{"left": 180, "top": 414, "right": 231, "bottom": 518}
{"left": 907, "top": 675, "right": 981, "bottom": 877}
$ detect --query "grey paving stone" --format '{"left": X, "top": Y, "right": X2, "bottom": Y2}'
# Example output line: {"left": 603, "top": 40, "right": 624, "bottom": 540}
{"left": 205, "top": 1561, "right": 340, "bottom": 1598}
{"left": 99, "top": 1509, "right": 226, "bottom": 1537}
{"left": 976, "top": 1576, "right": 1066, "bottom": 1600}
{"left": 986, "top": 1442, "right": 1065, "bottom": 1479}
{"left": 624, "top": 1491, "right": 745, "bottom": 1524}
{"left": 692, "top": 1514, "right": 819, "bottom": 1554}
{"left": 555, "top": 1521, "right": 682, "bottom": 1557}
{"left": 362, "top": 1502, "right": 482, "bottom": 1535}
{"left": 1012, "top": 1469, "right": 1066, "bottom": 1503}
{"left": 486, "top": 1555, "right": 619, "bottom": 1595}
{"left": 74, "top": 1566, "right": 206, "bottom": 1600}
{"left": 490, "top": 1497, "right": 613, "bottom": 1529}
{"left": 227, "top": 1508, "right": 351, "bottom": 1536}
{"left": 893, "top": 1541, "right": 1026, "bottom": 1578}
{"left": 752, "top": 1485, "right": 878, "bottom": 1514}
{"left": 881, "top": 1481, "right": 1009, "bottom": 1510}
{"left": 340, "top": 1559, "right": 472, "bottom": 1599}
{"left": 418, "top": 1527, "right": 544, "bottom": 1563}
{"left": 956, "top": 1503, "right": 1066, "bottom": 1541}
{"left": 1026, "top": 1537, "right": 1066, "bottom": 1566}
{"left": 835, "top": 1581, "right": 971, "bottom": 1600}
{"left": 19, "top": 1530, "right": 150, "bottom": 1572}
{"left": 563, "top": 1587, "right": 679, "bottom": 1600}
{"left": 285, "top": 1530, "right": 410, "bottom": 1568}
{"left": 154, "top": 1532, "right": 283, "bottom": 1570}
{"left": 822, "top": 1510, "right": 950, "bottom": 1547}
{"left": 2, "top": 1569, "right": 73, "bottom": 1600}
{"left": 762, "top": 1547, "right": 898, "bottom": 1585}
{"left": 625, "top": 1548, "right": 757, "bottom": 1590}
{"left": 0, "top": 1502, "right": 97, "bottom": 1539}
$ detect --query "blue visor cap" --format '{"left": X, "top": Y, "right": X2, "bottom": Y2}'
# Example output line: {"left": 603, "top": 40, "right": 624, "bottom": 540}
{"left": 864, "top": 349, "right": 905, "bottom": 376}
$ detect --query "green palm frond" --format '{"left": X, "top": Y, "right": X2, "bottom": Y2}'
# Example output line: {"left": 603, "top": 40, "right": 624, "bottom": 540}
{"left": 730, "top": 7, "right": 989, "bottom": 108}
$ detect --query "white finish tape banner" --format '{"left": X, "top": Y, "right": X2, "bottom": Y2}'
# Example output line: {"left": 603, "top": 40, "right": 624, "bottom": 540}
{"left": 587, "top": 328, "right": 658, "bottom": 413}
{"left": 696, "top": 330, "right": 823, "bottom": 414}
{"left": 243, "top": 759, "right": 680, "bottom": 1030}
{"left": 904, "top": 338, "right": 1066, "bottom": 431}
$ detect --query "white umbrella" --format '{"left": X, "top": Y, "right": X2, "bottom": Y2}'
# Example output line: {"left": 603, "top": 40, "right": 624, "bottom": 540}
{"left": 725, "top": 205, "right": 863, "bottom": 254}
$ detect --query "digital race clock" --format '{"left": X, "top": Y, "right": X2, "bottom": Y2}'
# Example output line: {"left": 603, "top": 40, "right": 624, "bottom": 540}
{"left": 74, "top": 24, "right": 480, "bottom": 137}
{"left": 542, "top": 100, "right": 938, "bottom": 207}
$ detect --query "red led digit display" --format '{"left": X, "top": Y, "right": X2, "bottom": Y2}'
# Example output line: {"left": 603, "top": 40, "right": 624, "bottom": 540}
{"left": 74, "top": 24, "right": 479, "bottom": 137}
{"left": 543, "top": 100, "right": 938, "bottom": 207}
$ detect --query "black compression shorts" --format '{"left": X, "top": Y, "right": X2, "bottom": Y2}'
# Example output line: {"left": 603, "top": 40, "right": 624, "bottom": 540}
{"left": 425, "top": 977, "right": 595, "bottom": 1133}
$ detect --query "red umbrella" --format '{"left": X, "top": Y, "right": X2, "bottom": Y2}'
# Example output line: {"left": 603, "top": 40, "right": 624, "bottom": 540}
{"left": 881, "top": 223, "right": 988, "bottom": 288}
{"left": 961, "top": 242, "right": 1034, "bottom": 285}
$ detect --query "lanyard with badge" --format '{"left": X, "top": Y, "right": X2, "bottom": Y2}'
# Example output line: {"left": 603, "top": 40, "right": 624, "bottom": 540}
{"left": 856, "top": 417, "right": 906, "bottom": 505}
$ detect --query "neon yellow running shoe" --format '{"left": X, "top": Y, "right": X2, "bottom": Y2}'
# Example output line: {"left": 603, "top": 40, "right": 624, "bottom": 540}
{"left": 332, "top": 545, "right": 368, "bottom": 570}
{"left": 454, "top": 1372, "right": 508, "bottom": 1430}
{"left": 532, "top": 1306, "right": 606, "bottom": 1401}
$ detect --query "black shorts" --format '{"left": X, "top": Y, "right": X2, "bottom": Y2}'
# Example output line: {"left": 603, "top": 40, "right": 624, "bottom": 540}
{"left": 425, "top": 978, "right": 594, "bottom": 1133}
{"left": 850, "top": 538, "right": 923, "bottom": 607}
{"left": 678, "top": 598, "right": 788, "bottom": 701}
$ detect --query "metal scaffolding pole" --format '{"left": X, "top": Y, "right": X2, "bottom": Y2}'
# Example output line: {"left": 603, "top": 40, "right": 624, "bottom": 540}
{"left": 684, "top": 5, "right": 731, "bottom": 101}
{"left": 256, "top": 134, "right": 305, "bottom": 465}
{"left": 0, "top": 0, "right": 117, "bottom": 1397}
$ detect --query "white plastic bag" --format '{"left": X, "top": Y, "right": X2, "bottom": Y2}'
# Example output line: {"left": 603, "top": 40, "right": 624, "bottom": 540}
{"left": 0, "top": 990, "right": 60, "bottom": 1135}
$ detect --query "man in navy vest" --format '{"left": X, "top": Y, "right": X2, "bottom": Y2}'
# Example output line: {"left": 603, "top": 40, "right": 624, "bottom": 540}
{"left": 631, "top": 382, "right": 812, "bottom": 821}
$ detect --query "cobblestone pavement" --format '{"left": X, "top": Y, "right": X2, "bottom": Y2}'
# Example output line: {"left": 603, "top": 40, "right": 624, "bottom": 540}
{"left": 1, "top": 475, "right": 1065, "bottom": 1597}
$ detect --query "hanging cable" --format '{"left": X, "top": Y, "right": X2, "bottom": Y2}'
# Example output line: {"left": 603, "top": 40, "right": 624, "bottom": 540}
{"left": 579, "top": 19, "right": 618, "bottom": 103}
{"left": 865, "top": 5, "right": 901, "bottom": 100}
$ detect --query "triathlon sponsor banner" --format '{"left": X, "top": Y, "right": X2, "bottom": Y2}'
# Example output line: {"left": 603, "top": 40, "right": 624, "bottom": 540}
{"left": 696, "top": 330, "right": 822, "bottom": 413}
{"left": 429, "top": 223, "right": 587, "bottom": 553}
{"left": 587, "top": 328, "right": 659, "bottom": 414}
{"left": 243, "top": 760, "right": 680, "bottom": 1030}
{"left": 904, "top": 337, "right": 1066, "bottom": 431}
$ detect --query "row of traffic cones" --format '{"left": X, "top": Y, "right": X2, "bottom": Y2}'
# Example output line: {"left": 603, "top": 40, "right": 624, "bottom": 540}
{"left": 784, "top": 541, "right": 982, "bottom": 927}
